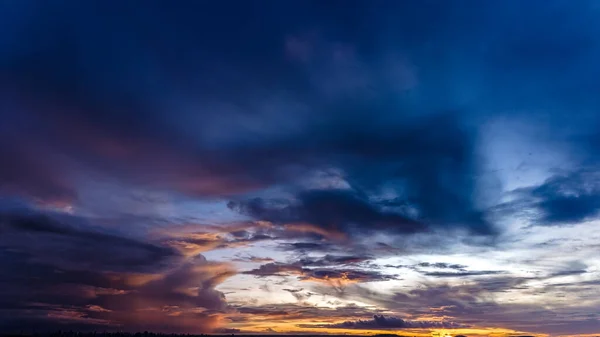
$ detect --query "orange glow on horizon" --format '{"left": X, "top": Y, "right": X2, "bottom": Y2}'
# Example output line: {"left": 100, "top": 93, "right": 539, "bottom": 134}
{"left": 223, "top": 311, "right": 546, "bottom": 337}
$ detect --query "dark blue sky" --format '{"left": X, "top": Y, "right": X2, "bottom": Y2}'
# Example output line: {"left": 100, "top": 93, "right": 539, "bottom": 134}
{"left": 1, "top": 1, "right": 600, "bottom": 335}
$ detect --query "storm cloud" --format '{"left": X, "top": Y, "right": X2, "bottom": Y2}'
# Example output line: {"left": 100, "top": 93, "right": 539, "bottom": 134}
{"left": 502, "top": 170, "right": 600, "bottom": 226}
{"left": 1, "top": 0, "right": 600, "bottom": 335}
{"left": 0, "top": 204, "right": 235, "bottom": 333}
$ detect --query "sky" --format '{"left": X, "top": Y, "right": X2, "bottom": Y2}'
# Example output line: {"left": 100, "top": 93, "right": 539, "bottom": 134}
{"left": 1, "top": 1, "right": 600, "bottom": 336}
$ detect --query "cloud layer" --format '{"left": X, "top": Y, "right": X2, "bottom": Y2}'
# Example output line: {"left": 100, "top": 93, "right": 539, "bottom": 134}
{"left": 1, "top": 1, "right": 600, "bottom": 335}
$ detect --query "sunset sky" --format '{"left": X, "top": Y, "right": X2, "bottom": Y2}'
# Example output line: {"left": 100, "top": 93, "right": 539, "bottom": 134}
{"left": 2, "top": 1, "right": 600, "bottom": 336}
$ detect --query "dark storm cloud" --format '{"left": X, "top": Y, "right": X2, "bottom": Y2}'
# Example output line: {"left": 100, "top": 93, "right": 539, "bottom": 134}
{"left": 0, "top": 0, "right": 598, "bottom": 223}
{"left": 0, "top": 246, "right": 234, "bottom": 333}
{"left": 0, "top": 0, "right": 294, "bottom": 199}
{"left": 0, "top": 207, "right": 178, "bottom": 273}
{"left": 300, "top": 315, "right": 467, "bottom": 329}
{"left": 498, "top": 170, "right": 600, "bottom": 226}
{"left": 527, "top": 171, "right": 600, "bottom": 225}
{"left": 230, "top": 182, "right": 493, "bottom": 238}
{"left": 1, "top": 0, "right": 496, "bottom": 237}
{"left": 6, "top": 0, "right": 596, "bottom": 238}
{"left": 228, "top": 189, "right": 423, "bottom": 236}
{"left": 0, "top": 203, "right": 235, "bottom": 333}
{"left": 0, "top": 249, "right": 127, "bottom": 307}
{"left": 0, "top": 252, "right": 235, "bottom": 333}
{"left": 0, "top": 142, "right": 76, "bottom": 203}
{"left": 2, "top": 0, "right": 600, "bottom": 334}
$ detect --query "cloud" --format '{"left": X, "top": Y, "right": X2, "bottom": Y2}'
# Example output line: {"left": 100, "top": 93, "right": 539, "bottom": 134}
{"left": 232, "top": 255, "right": 275, "bottom": 263}
{"left": 331, "top": 274, "right": 600, "bottom": 335}
{"left": 299, "top": 315, "right": 467, "bottom": 330}
{"left": 545, "top": 261, "right": 588, "bottom": 278}
{"left": 301, "top": 269, "right": 396, "bottom": 284}
{"left": 164, "top": 231, "right": 273, "bottom": 257}
{"left": 0, "top": 207, "right": 178, "bottom": 273}
{"left": 412, "top": 261, "right": 504, "bottom": 278}
{"left": 0, "top": 248, "right": 235, "bottom": 333}
{"left": 2, "top": 1, "right": 600, "bottom": 335}
{"left": 498, "top": 170, "right": 600, "bottom": 226}
{"left": 242, "top": 260, "right": 396, "bottom": 296}
{"left": 0, "top": 205, "right": 236, "bottom": 333}
{"left": 228, "top": 189, "right": 422, "bottom": 237}
{"left": 296, "top": 254, "right": 372, "bottom": 267}
{"left": 242, "top": 263, "right": 305, "bottom": 277}
{"left": 281, "top": 242, "right": 338, "bottom": 252}
{"left": 421, "top": 270, "right": 504, "bottom": 277}
{"left": 231, "top": 302, "right": 392, "bottom": 327}
{"left": 214, "top": 328, "right": 242, "bottom": 334}
{"left": 282, "top": 288, "right": 314, "bottom": 302}
{"left": 230, "top": 184, "right": 495, "bottom": 239}
{"left": 242, "top": 261, "right": 395, "bottom": 284}
{"left": 528, "top": 171, "right": 600, "bottom": 225}
{"left": 160, "top": 221, "right": 289, "bottom": 257}
{"left": 2, "top": 1, "right": 499, "bottom": 244}
{"left": 0, "top": 141, "right": 76, "bottom": 204}
{"left": 416, "top": 262, "right": 467, "bottom": 269}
